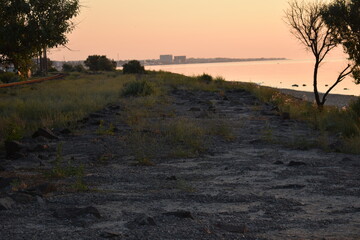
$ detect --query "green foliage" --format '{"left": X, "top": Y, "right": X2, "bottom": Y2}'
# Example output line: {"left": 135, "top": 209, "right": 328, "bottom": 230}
{"left": 84, "top": 55, "right": 116, "bottom": 71}
{"left": 198, "top": 73, "right": 213, "bottom": 83}
{"left": 46, "top": 142, "right": 85, "bottom": 178}
{"left": 62, "top": 63, "right": 74, "bottom": 72}
{"left": 0, "top": 72, "right": 20, "bottom": 83}
{"left": 96, "top": 120, "right": 115, "bottom": 135}
{"left": 322, "top": 0, "right": 360, "bottom": 71}
{"left": 122, "top": 60, "right": 145, "bottom": 74}
{"left": 0, "top": 0, "right": 80, "bottom": 77}
{"left": 121, "top": 80, "right": 154, "bottom": 97}
{"left": 4, "top": 122, "right": 24, "bottom": 141}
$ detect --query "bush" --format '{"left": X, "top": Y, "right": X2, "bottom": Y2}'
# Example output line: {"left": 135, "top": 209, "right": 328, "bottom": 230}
{"left": 121, "top": 80, "right": 154, "bottom": 97}
{"left": 62, "top": 63, "right": 74, "bottom": 72}
{"left": 84, "top": 55, "right": 116, "bottom": 71}
{"left": 0, "top": 72, "right": 20, "bottom": 83}
{"left": 348, "top": 97, "right": 360, "bottom": 120}
{"left": 74, "top": 64, "right": 86, "bottom": 72}
{"left": 198, "top": 73, "right": 213, "bottom": 83}
{"left": 122, "top": 60, "right": 145, "bottom": 74}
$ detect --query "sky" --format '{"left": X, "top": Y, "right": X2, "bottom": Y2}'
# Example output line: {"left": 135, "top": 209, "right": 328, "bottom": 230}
{"left": 49, "top": 0, "right": 344, "bottom": 61}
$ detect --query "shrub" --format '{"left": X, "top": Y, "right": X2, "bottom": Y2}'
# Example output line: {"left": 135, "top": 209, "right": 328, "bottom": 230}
{"left": 85, "top": 55, "right": 117, "bottom": 71}
{"left": 198, "top": 73, "right": 213, "bottom": 83}
{"left": 0, "top": 72, "right": 20, "bottom": 83}
{"left": 348, "top": 97, "right": 360, "bottom": 120}
{"left": 74, "top": 64, "right": 86, "bottom": 72}
{"left": 122, "top": 60, "right": 145, "bottom": 74}
{"left": 62, "top": 63, "right": 74, "bottom": 72}
{"left": 121, "top": 80, "right": 154, "bottom": 97}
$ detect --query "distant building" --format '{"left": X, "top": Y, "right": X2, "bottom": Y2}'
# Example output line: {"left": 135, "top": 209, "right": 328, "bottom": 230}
{"left": 160, "top": 55, "right": 173, "bottom": 64}
{"left": 174, "top": 56, "right": 186, "bottom": 64}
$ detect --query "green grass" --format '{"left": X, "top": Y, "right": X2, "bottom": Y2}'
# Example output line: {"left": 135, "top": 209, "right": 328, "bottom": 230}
{"left": 1, "top": 70, "right": 359, "bottom": 155}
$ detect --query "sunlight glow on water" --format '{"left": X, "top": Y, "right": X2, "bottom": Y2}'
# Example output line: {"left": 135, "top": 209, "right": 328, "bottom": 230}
{"left": 147, "top": 59, "right": 360, "bottom": 96}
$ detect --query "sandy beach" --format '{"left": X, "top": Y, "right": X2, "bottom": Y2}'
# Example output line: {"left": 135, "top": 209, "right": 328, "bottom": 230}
{"left": 278, "top": 88, "right": 359, "bottom": 108}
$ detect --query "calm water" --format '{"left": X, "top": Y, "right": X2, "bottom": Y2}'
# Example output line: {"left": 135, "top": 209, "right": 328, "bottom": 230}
{"left": 147, "top": 59, "right": 360, "bottom": 96}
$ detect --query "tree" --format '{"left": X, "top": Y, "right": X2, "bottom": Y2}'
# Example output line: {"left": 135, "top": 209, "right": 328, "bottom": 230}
{"left": 0, "top": 0, "right": 80, "bottom": 77}
{"left": 321, "top": 0, "right": 360, "bottom": 83}
{"left": 0, "top": 0, "right": 37, "bottom": 77}
{"left": 122, "top": 60, "right": 145, "bottom": 74}
{"left": 284, "top": 0, "right": 355, "bottom": 107}
{"left": 84, "top": 55, "right": 117, "bottom": 71}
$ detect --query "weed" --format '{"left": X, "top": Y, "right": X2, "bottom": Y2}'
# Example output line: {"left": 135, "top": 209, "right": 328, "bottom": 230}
{"left": 121, "top": 80, "right": 154, "bottom": 97}
{"left": 96, "top": 120, "right": 115, "bottom": 135}
{"left": 46, "top": 143, "right": 85, "bottom": 179}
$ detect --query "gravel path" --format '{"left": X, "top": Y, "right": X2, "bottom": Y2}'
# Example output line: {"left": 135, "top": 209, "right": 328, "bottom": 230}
{"left": 0, "top": 88, "right": 359, "bottom": 239}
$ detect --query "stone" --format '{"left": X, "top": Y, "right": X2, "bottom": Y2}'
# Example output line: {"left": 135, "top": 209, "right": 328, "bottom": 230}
{"left": 60, "top": 128, "right": 72, "bottom": 134}
{"left": 214, "top": 222, "right": 248, "bottom": 233}
{"left": 166, "top": 176, "right": 177, "bottom": 181}
{"left": 53, "top": 206, "right": 101, "bottom": 220}
{"left": 288, "top": 161, "right": 307, "bottom": 167}
{"left": 100, "top": 231, "right": 122, "bottom": 238}
{"left": 31, "top": 144, "right": 50, "bottom": 152}
{"left": 164, "top": 210, "right": 194, "bottom": 219}
{"left": 89, "top": 113, "right": 105, "bottom": 118}
{"left": 32, "top": 127, "right": 59, "bottom": 140}
{"left": 10, "top": 192, "right": 35, "bottom": 204}
{"left": 4, "top": 141, "right": 27, "bottom": 158}
{"left": 0, "top": 177, "right": 19, "bottom": 192}
{"left": 272, "top": 184, "right": 305, "bottom": 189}
{"left": 281, "top": 112, "right": 290, "bottom": 120}
{"left": 0, "top": 197, "right": 16, "bottom": 210}
{"left": 273, "top": 160, "right": 284, "bottom": 165}
{"left": 189, "top": 107, "right": 201, "bottom": 112}
{"left": 25, "top": 183, "right": 57, "bottom": 195}
{"left": 126, "top": 214, "right": 156, "bottom": 229}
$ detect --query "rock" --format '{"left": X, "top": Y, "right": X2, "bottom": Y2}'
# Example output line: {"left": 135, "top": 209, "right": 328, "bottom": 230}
{"left": 288, "top": 161, "right": 307, "bottom": 167}
{"left": 53, "top": 206, "right": 101, "bottom": 220}
{"left": 281, "top": 112, "right": 290, "bottom": 120}
{"left": 60, "top": 128, "right": 72, "bottom": 134}
{"left": 272, "top": 184, "right": 305, "bottom": 189}
{"left": 100, "top": 231, "right": 122, "bottom": 238}
{"left": 10, "top": 192, "right": 35, "bottom": 204}
{"left": 164, "top": 210, "right": 194, "bottom": 219}
{"left": 341, "top": 157, "right": 352, "bottom": 162}
{"left": 214, "top": 222, "right": 248, "bottom": 233}
{"left": 0, "top": 177, "right": 19, "bottom": 192}
{"left": 273, "top": 160, "right": 284, "bottom": 165}
{"left": 166, "top": 176, "right": 177, "bottom": 181}
{"left": 126, "top": 214, "right": 156, "bottom": 229}
{"left": 0, "top": 165, "right": 4, "bottom": 172}
{"left": 4, "top": 141, "right": 27, "bottom": 158}
{"left": 188, "top": 107, "right": 201, "bottom": 112}
{"left": 25, "top": 183, "right": 57, "bottom": 195}
{"left": 31, "top": 144, "right": 50, "bottom": 152}
{"left": 223, "top": 96, "right": 230, "bottom": 101}
{"left": 32, "top": 127, "right": 59, "bottom": 140}
{"left": 0, "top": 197, "right": 16, "bottom": 210}
{"left": 89, "top": 113, "right": 105, "bottom": 118}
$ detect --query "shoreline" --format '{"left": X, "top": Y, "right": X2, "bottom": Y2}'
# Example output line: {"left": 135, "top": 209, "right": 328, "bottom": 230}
{"left": 277, "top": 88, "right": 358, "bottom": 108}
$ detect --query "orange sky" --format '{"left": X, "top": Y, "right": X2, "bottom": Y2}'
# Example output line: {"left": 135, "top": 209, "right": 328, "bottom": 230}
{"left": 49, "top": 0, "right": 344, "bottom": 61}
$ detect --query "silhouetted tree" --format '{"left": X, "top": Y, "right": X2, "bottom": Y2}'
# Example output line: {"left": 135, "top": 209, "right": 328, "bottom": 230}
{"left": 0, "top": 0, "right": 80, "bottom": 77}
{"left": 322, "top": 0, "right": 360, "bottom": 83}
{"left": 284, "top": 0, "right": 355, "bottom": 108}
{"left": 84, "top": 55, "right": 117, "bottom": 71}
{"left": 122, "top": 60, "right": 145, "bottom": 74}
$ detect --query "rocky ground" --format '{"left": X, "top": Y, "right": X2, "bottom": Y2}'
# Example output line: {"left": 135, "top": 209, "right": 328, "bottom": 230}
{"left": 0, "top": 88, "right": 359, "bottom": 240}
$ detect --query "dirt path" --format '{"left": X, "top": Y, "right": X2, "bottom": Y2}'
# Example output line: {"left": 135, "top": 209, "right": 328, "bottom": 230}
{"left": 1, "top": 89, "right": 359, "bottom": 239}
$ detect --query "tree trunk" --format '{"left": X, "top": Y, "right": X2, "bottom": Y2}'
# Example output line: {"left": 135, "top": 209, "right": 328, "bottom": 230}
{"left": 313, "top": 59, "right": 322, "bottom": 108}
{"left": 43, "top": 47, "right": 48, "bottom": 76}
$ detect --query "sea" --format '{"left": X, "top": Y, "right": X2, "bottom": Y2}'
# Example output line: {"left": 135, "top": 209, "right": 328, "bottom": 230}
{"left": 146, "top": 59, "right": 360, "bottom": 96}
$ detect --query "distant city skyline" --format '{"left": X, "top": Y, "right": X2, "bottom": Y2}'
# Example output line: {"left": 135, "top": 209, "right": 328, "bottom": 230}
{"left": 49, "top": 0, "right": 346, "bottom": 61}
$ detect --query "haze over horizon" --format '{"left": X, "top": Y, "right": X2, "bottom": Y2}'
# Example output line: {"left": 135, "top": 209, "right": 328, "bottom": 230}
{"left": 50, "top": 0, "right": 345, "bottom": 61}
